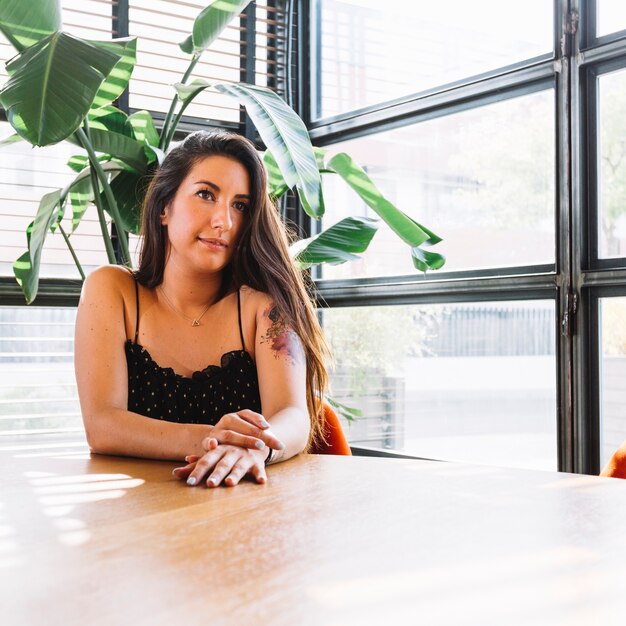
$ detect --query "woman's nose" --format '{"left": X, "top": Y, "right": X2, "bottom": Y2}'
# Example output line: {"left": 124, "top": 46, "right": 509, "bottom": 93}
{"left": 211, "top": 200, "right": 233, "bottom": 231}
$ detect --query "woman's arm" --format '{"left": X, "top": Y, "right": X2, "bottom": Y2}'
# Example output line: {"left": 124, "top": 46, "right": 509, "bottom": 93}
{"left": 181, "top": 292, "right": 310, "bottom": 486}
{"left": 252, "top": 295, "right": 310, "bottom": 463}
{"left": 75, "top": 266, "right": 215, "bottom": 460}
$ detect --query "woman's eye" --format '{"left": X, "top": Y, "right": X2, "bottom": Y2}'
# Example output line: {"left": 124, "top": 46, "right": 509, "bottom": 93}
{"left": 197, "top": 189, "right": 214, "bottom": 200}
{"left": 234, "top": 202, "right": 249, "bottom": 213}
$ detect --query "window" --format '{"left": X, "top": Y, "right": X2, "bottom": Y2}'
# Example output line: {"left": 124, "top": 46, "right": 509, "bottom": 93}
{"left": 308, "top": 0, "right": 626, "bottom": 473}
{"left": 324, "top": 300, "right": 557, "bottom": 470}
{"left": 598, "top": 67, "right": 626, "bottom": 259}
{"left": 599, "top": 295, "right": 626, "bottom": 467}
{"left": 311, "top": 0, "right": 553, "bottom": 120}
{"left": 320, "top": 88, "right": 555, "bottom": 280}
{"left": 128, "top": 0, "right": 242, "bottom": 122}
{"left": 0, "top": 306, "right": 80, "bottom": 434}
{"left": 596, "top": 0, "right": 626, "bottom": 38}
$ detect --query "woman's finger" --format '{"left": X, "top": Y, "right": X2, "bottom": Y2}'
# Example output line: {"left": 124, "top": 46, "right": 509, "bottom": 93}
{"left": 212, "top": 415, "right": 285, "bottom": 451}
{"left": 186, "top": 447, "right": 227, "bottom": 486}
{"left": 236, "top": 409, "right": 271, "bottom": 430}
{"left": 205, "top": 450, "right": 242, "bottom": 488}
{"left": 200, "top": 437, "right": 218, "bottom": 452}
{"left": 216, "top": 429, "right": 271, "bottom": 451}
{"left": 248, "top": 461, "right": 267, "bottom": 485}
{"left": 224, "top": 460, "right": 251, "bottom": 487}
{"left": 172, "top": 460, "right": 197, "bottom": 480}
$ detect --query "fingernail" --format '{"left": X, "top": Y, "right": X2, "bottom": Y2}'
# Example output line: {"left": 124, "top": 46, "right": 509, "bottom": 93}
{"left": 172, "top": 468, "right": 180, "bottom": 476}
{"left": 260, "top": 419, "right": 270, "bottom": 428}
{"left": 255, "top": 441, "right": 265, "bottom": 450}
{"left": 187, "top": 476, "right": 197, "bottom": 486}
{"left": 277, "top": 441, "right": 285, "bottom": 450}
{"left": 208, "top": 477, "right": 218, "bottom": 486}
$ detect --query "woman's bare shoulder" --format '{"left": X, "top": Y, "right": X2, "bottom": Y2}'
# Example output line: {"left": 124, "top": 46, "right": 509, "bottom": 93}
{"left": 80, "top": 265, "right": 135, "bottom": 302}
{"left": 239, "top": 285, "right": 273, "bottom": 314}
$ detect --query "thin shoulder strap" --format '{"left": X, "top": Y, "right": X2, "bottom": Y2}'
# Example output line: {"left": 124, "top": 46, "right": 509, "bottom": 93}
{"left": 132, "top": 273, "right": 140, "bottom": 344}
{"left": 237, "top": 289, "right": 246, "bottom": 351}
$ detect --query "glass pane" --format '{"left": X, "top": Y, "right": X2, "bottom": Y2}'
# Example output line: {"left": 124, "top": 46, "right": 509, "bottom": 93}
{"left": 0, "top": 123, "right": 109, "bottom": 279}
{"left": 598, "top": 69, "right": 626, "bottom": 259}
{"left": 597, "top": 0, "right": 626, "bottom": 38}
{"left": 320, "top": 90, "right": 555, "bottom": 279}
{"left": 313, "top": 0, "right": 552, "bottom": 119}
{"left": 599, "top": 297, "right": 626, "bottom": 468}
{"left": 324, "top": 300, "right": 557, "bottom": 470}
{"left": 0, "top": 307, "right": 81, "bottom": 434}
{"left": 0, "top": 2, "right": 122, "bottom": 279}
{"left": 129, "top": 0, "right": 242, "bottom": 123}
{"left": 255, "top": 3, "right": 289, "bottom": 97}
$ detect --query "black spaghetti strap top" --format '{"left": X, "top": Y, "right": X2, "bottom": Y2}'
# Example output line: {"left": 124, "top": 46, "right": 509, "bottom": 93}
{"left": 124, "top": 278, "right": 262, "bottom": 425}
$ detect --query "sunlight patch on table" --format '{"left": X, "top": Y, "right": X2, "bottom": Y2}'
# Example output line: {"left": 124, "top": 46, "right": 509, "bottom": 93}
{"left": 307, "top": 546, "right": 600, "bottom": 610}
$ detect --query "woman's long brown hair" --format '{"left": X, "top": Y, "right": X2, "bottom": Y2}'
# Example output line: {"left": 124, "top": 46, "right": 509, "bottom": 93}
{"left": 135, "top": 130, "right": 330, "bottom": 448}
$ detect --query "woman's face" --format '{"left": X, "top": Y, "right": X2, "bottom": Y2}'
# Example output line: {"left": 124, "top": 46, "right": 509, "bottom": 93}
{"left": 161, "top": 155, "right": 251, "bottom": 274}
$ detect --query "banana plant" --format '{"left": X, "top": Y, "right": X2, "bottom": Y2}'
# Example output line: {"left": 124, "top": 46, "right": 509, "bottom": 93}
{"left": 0, "top": 0, "right": 445, "bottom": 307}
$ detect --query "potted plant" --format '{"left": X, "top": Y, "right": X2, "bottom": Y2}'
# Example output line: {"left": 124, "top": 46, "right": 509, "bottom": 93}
{"left": 0, "top": 0, "right": 444, "bottom": 307}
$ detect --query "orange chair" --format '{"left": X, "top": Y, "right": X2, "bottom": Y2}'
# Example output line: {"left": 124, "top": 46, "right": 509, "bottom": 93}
{"left": 600, "top": 441, "right": 626, "bottom": 478}
{"left": 310, "top": 402, "right": 352, "bottom": 456}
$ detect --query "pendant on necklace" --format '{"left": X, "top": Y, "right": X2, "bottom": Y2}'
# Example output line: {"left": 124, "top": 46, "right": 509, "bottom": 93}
{"left": 191, "top": 319, "right": 200, "bottom": 327}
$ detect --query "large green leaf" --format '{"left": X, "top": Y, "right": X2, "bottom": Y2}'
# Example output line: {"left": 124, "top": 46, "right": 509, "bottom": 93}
{"left": 0, "top": 32, "right": 122, "bottom": 146}
{"left": 291, "top": 217, "right": 379, "bottom": 268}
{"left": 328, "top": 153, "right": 433, "bottom": 247}
{"left": 215, "top": 82, "right": 324, "bottom": 218}
{"left": 0, "top": 0, "right": 61, "bottom": 52}
{"left": 264, "top": 147, "right": 334, "bottom": 200}
{"left": 411, "top": 246, "right": 446, "bottom": 272}
{"left": 88, "top": 106, "right": 134, "bottom": 136}
{"left": 175, "top": 79, "right": 212, "bottom": 103}
{"left": 67, "top": 175, "right": 94, "bottom": 232}
{"left": 13, "top": 189, "right": 62, "bottom": 304}
{"left": 128, "top": 110, "right": 160, "bottom": 148}
{"left": 88, "top": 128, "right": 150, "bottom": 173}
{"left": 62, "top": 160, "right": 131, "bottom": 231}
{"left": 128, "top": 110, "right": 164, "bottom": 164}
{"left": 101, "top": 168, "right": 147, "bottom": 234}
{"left": 179, "top": 0, "right": 252, "bottom": 54}
{"left": 67, "top": 154, "right": 102, "bottom": 173}
{"left": 89, "top": 37, "right": 137, "bottom": 110}
{"left": 328, "top": 152, "right": 445, "bottom": 271}
{"left": 263, "top": 150, "right": 289, "bottom": 199}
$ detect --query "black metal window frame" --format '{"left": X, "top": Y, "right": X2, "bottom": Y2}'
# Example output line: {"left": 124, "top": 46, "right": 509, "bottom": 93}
{"left": 298, "top": 0, "right": 626, "bottom": 474}
{"left": 572, "top": 0, "right": 626, "bottom": 473}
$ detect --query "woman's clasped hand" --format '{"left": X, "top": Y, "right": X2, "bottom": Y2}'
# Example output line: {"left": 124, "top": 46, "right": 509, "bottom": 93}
{"left": 172, "top": 409, "right": 285, "bottom": 487}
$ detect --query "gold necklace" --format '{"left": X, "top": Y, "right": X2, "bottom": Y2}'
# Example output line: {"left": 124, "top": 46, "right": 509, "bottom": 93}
{"left": 158, "top": 286, "right": 213, "bottom": 327}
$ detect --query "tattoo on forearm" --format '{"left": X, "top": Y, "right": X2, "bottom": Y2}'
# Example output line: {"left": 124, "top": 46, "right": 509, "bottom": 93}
{"left": 261, "top": 306, "right": 304, "bottom": 365}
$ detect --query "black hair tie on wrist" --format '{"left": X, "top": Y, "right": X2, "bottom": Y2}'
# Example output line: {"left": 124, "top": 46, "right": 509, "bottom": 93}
{"left": 265, "top": 447, "right": 274, "bottom": 466}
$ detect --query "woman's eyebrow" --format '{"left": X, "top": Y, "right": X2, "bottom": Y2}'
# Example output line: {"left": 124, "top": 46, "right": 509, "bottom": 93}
{"left": 193, "top": 180, "right": 220, "bottom": 191}
{"left": 193, "top": 180, "right": 250, "bottom": 198}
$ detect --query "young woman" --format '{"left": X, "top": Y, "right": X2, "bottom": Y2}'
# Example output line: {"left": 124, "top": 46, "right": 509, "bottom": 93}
{"left": 75, "top": 130, "right": 330, "bottom": 487}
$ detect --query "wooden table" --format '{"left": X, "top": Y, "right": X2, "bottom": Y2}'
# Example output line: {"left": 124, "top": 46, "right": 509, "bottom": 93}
{"left": 2, "top": 434, "right": 626, "bottom": 625}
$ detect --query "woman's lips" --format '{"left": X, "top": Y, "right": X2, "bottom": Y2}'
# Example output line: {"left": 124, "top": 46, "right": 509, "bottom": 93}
{"left": 198, "top": 237, "right": 228, "bottom": 250}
